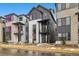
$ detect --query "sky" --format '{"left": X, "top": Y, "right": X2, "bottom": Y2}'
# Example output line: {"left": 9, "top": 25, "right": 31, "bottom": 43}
{"left": 0, "top": 3, "right": 55, "bottom": 16}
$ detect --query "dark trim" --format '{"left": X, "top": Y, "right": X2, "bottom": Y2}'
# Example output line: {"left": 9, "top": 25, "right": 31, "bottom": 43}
{"left": 12, "top": 22, "right": 25, "bottom": 25}
{"left": 37, "top": 5, "right": 56, "bottom": 24}
{"left": 0, "top": 16, "right": 5, "bottom": 19}
{"left": 5, "top": 13, "right": 19, "bottom": 17}
{"left": 75, "top": 12, "right": 79, "bottom": 15}
{"left": 27, "top": 5, "right": 56, "bottom": 24}
{"left": 27, "top": 7, "right": 43, "bottom": 16}
{"left": 37, "top": 5, "right": 50, "bottom": 12}
{"left": 49, "top": 10, "right": 56, "bottom": 24}
{"left": 19, "top": 14, "right": 27, "bottom": 17}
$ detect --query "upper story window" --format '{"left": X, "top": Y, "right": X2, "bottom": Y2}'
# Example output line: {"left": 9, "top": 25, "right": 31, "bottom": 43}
{"left": 57, "top": 3, "right": 70, "bottom": 11}
{"left": 62, "top": 4, "right": 66, "bottom": 10}
{"left": 57, "top": 3, "right": 62, "bottom": 11}
{"left": 5, "top": 16, "right": 11, "bottom": 22}
{"left": 62, "top": 18, "right": 66, "bottom": 26}
{"left": 66, "top": 17, "right": 71, "bottom": 25}
{"left": 58, "top": 16, "right": 71, "bottom": 26}
{"left": 19, "top": 17, "right": 22, "bottom": 21}
{"left": 66, "top": 3, "right": 70, "bottom": 8}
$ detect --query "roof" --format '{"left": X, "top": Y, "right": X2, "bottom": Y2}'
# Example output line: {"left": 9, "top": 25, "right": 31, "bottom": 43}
{"left": 4, "top": 13, "right": 19, "bottom": 17}
{"left": 27, "top": 5, "right": 56, "bottom": 24}
{"left": 19, "top": 14, "right": 27, "bottom": 17}
{"left": 27, "top": 7, "right": 43, "bottom": 16}
{"left": 0, "top": 16, "right": 5, "bottom": 19}
{"left": 0, "top": 16, "right": 5, "bottom": 23}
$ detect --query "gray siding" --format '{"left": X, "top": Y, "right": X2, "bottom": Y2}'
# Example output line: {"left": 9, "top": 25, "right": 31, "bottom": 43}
{"left": 37, "top": 7, "right": 50, "bottom": 20}
{"left": 30, "top": 9, "right": 42, "bottom": 20}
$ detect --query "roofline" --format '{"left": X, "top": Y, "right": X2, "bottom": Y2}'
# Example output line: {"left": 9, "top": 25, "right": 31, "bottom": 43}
{"left": 49, "top": 10, "right": 56, "bottom": 24}
{"left": 37, "top": 5, "right": 56, "bottom": 24}
{"left": 37, "top": 5, "right": 49, "bottom": 12}
{"left": 19, "top": 14, "right": 27, "bottom": 17}
{"left": 0, "top": 16, "right": 5, "bottom": 19}
{"left": 27, "top": 7, "right": 43, "bottom": 16}
{"left": 4, "top": 13, "right": 18, "bottom": 17}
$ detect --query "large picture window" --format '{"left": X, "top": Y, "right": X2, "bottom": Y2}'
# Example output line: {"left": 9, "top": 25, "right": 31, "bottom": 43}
{"left": 58, "top": 16, "right": 71, "bottom": 26}
{"left": 58, "top": 32, "right": 71, "bottom": 41}
{"left": 66, "top": 17, "right": 71, "bottom": 25}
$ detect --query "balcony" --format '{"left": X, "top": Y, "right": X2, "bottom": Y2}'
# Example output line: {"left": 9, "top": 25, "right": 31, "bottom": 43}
{"left": 39, "top": 31, "right": 48, "bottom": 35}
{"left": 12, "top": 20, "right": 25, "bottom": 25}
{"left": 38, "top": 19, "right": 49, "bottom": 25}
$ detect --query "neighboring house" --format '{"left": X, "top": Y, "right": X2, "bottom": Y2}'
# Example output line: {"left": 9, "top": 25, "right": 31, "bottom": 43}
{"left": 4, "top": 13, "right": 28, "bottom": 43}
{"left": 27, "top": 5, "right": 56, "bottom": 44}
{"left": 56, "top": 3, "right": 79, "bottom": 45}
{"left": 0, "top": 17, "right": 5, "bottom": 43}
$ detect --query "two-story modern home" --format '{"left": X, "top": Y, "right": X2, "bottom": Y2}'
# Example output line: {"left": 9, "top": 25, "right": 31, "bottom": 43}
{"left": 27, "top": 5, "right": 56, "bottom": 44}
{"left": 0, "top": 17, "right": 5, "bottom": 43}
{"left": 56, "top": 3, "right": 79, "bottom": 45}
{"left": 4, "top": 13, "right": 28, "bottom": 43}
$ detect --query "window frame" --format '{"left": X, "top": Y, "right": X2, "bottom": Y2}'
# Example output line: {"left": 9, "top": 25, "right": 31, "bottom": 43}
{"left": 58, "top": 19, "right": 61, "bottom": 26}
{"left": 66, "top": 17, "right": 71, "bottom": 25}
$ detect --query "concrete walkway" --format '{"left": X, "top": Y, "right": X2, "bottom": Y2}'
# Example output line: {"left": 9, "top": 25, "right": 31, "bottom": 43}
{"left": 0, "top": 43, "right": 79, "bottom": 54}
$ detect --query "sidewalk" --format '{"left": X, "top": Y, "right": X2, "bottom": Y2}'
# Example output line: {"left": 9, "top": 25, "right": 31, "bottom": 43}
{"left": 0, "top": 43, "right": 79, "bottom": 54}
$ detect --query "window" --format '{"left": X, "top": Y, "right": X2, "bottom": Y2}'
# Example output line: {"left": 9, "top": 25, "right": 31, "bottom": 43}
{"left": 62, "top": 33, "right": 66, "bottom": 40}
{"left": 19, "top": 17, "right": 22, "bottom": 21}
{"left": 62, "top": 4, "right": 66, "bottom": 10}
{"left": 57, "top": 3, "right": 62, "bottom": 11}
{"left": 58, "top": 33, "right": 61, "bottom": 37}
{"left": 66, "top": 3, "right": 70, "bottom": 8}
{"left": 62, "top": 33, "right": 66, "bottom": 37}
{"left": 66, "top": 17, "right": 71, "bottom": 25}
{"left": 62, "top": 18, "right": 66, "bottom": 26}
{"left": 58, "top": 19, "right": 61, "bottom": 26}
{"left": 58, "top": 17, "right": 71, "bottom": 26}
{"left": 5, "top": 16, "right": 11, "bottom": 22}
{"left": 59, "top": 32, "right": 71, "bottom": 41}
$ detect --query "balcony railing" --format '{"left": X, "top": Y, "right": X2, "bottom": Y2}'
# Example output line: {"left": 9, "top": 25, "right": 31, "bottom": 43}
{"left": 12, "top": 20, "right": 25, "bottom": 25}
